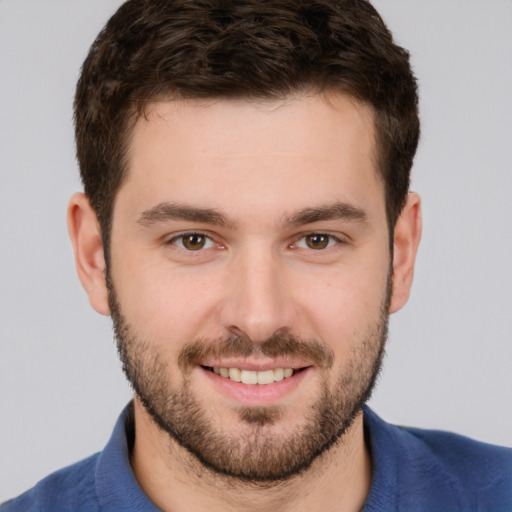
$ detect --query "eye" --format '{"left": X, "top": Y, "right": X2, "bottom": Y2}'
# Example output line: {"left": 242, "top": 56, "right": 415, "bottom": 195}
{"left": 295, "top": 233, "right": 340, "bottom": 250}
{"left": 169, "top": 233, "right": 216, "bottom": 251}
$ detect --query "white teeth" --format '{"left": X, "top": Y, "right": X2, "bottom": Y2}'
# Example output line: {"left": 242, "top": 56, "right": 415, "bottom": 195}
{"left": 273, "top": 368, "right": 284, "bottom": 382}
{"left": 212, "top": 367, "right": 297, "bottom": 384}
{"left": 241, "top": 369, "right": 258, "bottom": 384}
{"left": 228, "top": 368, "right": 242, "bottom": 382}
{"left": 257, "top": 369, "right": 275, "bottom": 385}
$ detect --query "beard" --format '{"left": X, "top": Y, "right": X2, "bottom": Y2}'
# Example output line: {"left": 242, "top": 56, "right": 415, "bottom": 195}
{"left": 108, "top": 274, "right": 391, "bottom": 483}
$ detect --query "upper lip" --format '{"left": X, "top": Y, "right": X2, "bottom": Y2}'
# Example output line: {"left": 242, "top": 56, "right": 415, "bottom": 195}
{"left": 200, "top": 358, "right": 312, "bottom": 371}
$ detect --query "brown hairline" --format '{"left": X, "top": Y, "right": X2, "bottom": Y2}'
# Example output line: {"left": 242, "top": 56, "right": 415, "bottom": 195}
{"left": 74, "top": 0, "right": 420, "bottom": 262}
{"left": 98, "top": 88, "right": 404, "bottom": 260}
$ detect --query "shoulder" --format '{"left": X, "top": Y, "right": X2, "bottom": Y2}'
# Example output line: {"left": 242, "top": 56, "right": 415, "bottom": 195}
{"left": 403, "top": 425, "right": 511, "bottom": 499}
{"left": 364, "top": 407, "right": 512, "bottom": 511}
{"left": 0, "top": 453, "right": 100, "bottom": 512}
{"left": 404, "top": 424, "right": 512, "bottom": 477}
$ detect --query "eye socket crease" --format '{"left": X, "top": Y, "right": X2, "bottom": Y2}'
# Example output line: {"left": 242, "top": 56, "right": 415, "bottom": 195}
{"left": 166, "top": 231, "right": 346, "bottom": 253}
{"left": 167, "top": 232, "right": 220, "bottom": 251}
{"left": 292, "top": 233, "right": 343, "bottom": 251}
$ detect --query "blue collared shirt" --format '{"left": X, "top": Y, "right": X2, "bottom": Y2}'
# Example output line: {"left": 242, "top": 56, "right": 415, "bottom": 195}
{"left": 2, "top": 403, "right": 511, "bottom": 511}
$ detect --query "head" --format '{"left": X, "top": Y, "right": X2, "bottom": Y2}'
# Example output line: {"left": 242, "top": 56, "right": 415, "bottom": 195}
{"left": 74, "top": 0, "right": 419, "bottom": 254}
{"left": 69, "top": 0, "right": 421, "bottom": 483}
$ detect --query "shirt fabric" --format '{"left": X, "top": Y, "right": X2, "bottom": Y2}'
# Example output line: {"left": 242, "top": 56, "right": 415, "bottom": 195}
{"left": 2, "top": 403, "right": 511, "bottom": 511}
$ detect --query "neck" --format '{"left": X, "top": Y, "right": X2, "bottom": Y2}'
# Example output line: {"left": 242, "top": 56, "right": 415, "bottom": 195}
{"left": 131, "top": 399, "right": 371, "bottom": 512}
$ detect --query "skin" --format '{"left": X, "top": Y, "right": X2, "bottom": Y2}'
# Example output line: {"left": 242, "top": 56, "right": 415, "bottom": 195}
{"left": 68, "top": 92, "right": 422, "bottom": 512}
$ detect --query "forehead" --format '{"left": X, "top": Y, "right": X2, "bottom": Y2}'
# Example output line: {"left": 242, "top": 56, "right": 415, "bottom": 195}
{"left": 118, "top": 92, "right": 383, "bottom": 224}
{"left": 131, "top": 92, "right": 377, "bottom": 163}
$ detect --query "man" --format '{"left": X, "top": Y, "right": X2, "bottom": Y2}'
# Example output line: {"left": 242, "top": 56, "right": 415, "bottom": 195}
{"left": 2, "top": 0, "right": 510, "bottom": 510}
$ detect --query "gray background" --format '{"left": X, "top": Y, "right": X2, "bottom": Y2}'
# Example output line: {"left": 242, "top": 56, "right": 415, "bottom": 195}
{"left": 1, "top": 0, "right": 511, "bottom": 502}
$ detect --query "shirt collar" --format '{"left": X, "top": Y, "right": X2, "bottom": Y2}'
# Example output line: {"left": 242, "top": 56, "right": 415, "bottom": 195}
{"left": 93, "top": 402, "right": 399, "bottom": 511}
{"left": 95, "top": 402, "right": 160, "bottom": 511}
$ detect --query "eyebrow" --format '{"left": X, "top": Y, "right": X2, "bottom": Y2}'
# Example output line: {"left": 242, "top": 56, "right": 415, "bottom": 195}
{"left": 137, "top": 202, "right": 234, "bottom": 229}
{"left": 136, "top": 200, "right": 367, "bottom": 230}
{"left": 285, "top": 202, "right": 368, "bottom": 226}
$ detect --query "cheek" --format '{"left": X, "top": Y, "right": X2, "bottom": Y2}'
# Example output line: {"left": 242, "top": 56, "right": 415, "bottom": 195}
{"left": 293, "top": 261, "right": 389, "bottom": 349}
{"left": 112, "top": 257, "right": 223, "bottom": 344}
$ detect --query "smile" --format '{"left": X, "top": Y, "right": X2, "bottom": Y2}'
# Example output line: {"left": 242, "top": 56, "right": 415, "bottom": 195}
{"left": 203, "top": 366, "right": 300, "bottom": 385}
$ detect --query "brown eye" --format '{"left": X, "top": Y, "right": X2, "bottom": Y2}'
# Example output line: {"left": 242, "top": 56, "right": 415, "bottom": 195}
{"left": 305, "top": 234, "right": 330, "bottom": 250}
{"left": 171, "top": 233, "right": 214, "bottom": 251}
{"left": 182, "top": 234, "right": 206, "bottom": 250}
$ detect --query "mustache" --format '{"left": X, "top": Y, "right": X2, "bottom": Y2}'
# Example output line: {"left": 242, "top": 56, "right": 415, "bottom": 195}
{"left": 178, "top": 332, "right": 334, "bottom": 371}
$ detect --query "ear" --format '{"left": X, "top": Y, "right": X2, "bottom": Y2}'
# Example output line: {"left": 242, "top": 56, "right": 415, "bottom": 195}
{"left": 67, "top": 192, "right": 110, "bottom": 316}
{"left": 389, "top": 192, "right": 422, "bottom": 314}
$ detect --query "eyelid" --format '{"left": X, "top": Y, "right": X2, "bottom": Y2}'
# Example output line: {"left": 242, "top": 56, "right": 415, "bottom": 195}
{"left": 164, "top": 230, "right": 346, "bottom": 251}
{"left": 166, "top": 231, "right": 219, "bottom": 250}
{"left": 292, "top": 232, "right": 345, "bottom": 250}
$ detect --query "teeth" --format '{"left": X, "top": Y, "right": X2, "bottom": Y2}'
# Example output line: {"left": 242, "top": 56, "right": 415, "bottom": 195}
{"left": 212, "top": 367, "right": 297, "bottom": 385}
{"left": 273, "top": 368, "right": 284, "bottom": 382}
{"left": 257, "top": 369, "right": 275, "bottom": 385}
{"left": 241, "top": 370, "right": 258, "bottom": 384}
{"left": 228, "top": 368, "right": 242, "bottom": 382}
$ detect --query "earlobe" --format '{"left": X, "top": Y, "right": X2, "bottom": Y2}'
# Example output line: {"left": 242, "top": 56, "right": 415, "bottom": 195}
{"left": 389, "top": 192, "right": 422, "bottom": 314}
{"left": 67, "top": 193, "right": 110, "bottom": 316}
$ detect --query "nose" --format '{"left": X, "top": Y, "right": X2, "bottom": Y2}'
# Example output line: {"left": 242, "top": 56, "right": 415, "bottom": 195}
{"left": 218, "top": 245, "right": 296, "bottom": 343}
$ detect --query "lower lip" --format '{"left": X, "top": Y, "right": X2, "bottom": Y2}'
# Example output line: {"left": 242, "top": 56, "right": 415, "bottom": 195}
{"left": 199, "top": 367, "right": 312, "bottom": 405}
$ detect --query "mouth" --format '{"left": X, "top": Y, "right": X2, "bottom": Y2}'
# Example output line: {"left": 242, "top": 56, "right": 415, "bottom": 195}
{"left": 198, "top": 360, "right": 313, "bottom": 405}
{"left": 201, "top": 366, "right": 306, "bottom": 385}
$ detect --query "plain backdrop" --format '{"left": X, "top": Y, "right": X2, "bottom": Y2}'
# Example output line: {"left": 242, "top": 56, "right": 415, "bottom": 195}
{"left": 1, "top": 0, "right": 511, "bottom": 503}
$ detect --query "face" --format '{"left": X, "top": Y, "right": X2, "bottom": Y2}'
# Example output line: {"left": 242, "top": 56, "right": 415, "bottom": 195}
{"left": 107, "top": 93, "right": 392, "bottom": 481}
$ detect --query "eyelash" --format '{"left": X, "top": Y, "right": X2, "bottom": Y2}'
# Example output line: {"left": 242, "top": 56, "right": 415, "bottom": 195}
{"left": 292, "top": 233, "right": 343, "bottom": 251}
{"left": 167, "top": 232, "right": 344, "bottom": 252}
{"left": 167, "top": 232, "right": 218, "bottom": 251}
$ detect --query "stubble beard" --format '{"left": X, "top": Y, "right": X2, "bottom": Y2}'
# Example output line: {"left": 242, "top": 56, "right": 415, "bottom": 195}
{"left": 108, "top": 274, "right": 391, "bottom": 483}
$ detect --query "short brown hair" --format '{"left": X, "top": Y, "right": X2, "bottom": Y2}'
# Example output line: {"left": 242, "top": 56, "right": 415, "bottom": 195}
{"left": 74, "top": 0, "right": 419, "bottom": 250}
